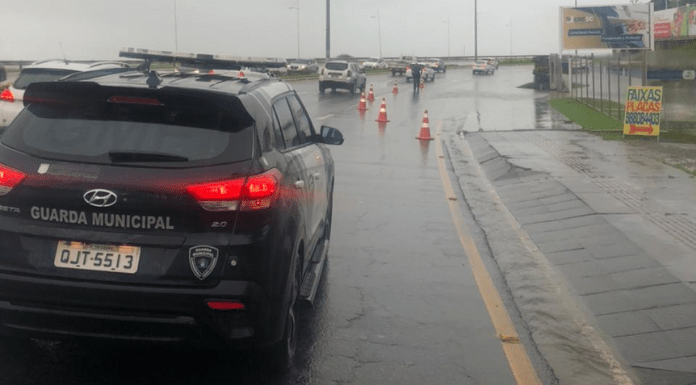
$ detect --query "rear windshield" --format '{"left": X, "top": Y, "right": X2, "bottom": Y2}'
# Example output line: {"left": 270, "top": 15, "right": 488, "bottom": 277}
{"left": 325, "top": 62, "right": 348, "bottom": 71}
{"left": 13, "top": 69, "right": 80, "bottom": 89}
{"left": 2, "top": 95, "right": 254, "bottom": 166}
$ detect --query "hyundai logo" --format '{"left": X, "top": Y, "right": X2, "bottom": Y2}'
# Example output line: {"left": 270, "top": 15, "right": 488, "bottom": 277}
{"left": 83, "top": 189, "right": 118, "bottom": 208}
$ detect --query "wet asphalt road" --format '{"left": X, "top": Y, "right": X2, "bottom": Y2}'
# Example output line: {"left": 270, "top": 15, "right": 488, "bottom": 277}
{"left": 0, "top": 66, "right": 559, "bottom": 384}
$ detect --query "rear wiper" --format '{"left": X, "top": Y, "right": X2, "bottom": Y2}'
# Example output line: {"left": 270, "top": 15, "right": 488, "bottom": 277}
{"left": 108, "top": 151, "right": 189, "bottom": 163}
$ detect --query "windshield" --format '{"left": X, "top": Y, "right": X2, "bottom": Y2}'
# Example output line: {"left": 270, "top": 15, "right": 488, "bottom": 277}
{"left": 2, "top": 98, "right": 253, "bottom": 165}
{"left": 325, "top": 62, "right": 348, "bottom": 71}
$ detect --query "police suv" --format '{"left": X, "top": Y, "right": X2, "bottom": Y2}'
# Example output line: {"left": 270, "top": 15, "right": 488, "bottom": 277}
{"left": 0, "top": 48, "right": 343, "bottom": 372}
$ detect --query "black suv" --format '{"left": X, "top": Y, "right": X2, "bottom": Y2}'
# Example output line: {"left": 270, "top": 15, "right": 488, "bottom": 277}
{"left": 0, "top": 48, "right": 343, "bottom": 372}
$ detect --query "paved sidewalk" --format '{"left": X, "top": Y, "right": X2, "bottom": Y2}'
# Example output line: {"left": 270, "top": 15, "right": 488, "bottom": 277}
{"left": 464, "top": 130, "right": 696, "bottom": 384}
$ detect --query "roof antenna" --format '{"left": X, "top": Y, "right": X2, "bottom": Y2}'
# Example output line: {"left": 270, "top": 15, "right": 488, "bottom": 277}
{"left": 59, "top": 41, "right": 67, "bottom": 63}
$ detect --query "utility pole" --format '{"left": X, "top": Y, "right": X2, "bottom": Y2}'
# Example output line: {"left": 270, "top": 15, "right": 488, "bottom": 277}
{"left": 174, "top": 0, "right": 178, "bottom": 52}
{"left": 474, "top": 0, "right": 478, "bottom": 62}
{"left": 326, "top": 0, "right": 331, "bottom": 59}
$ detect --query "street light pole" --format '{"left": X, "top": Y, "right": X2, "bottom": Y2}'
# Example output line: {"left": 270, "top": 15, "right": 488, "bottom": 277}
{"left": 289, "top": 1, "right": 301, "bottom": 58}
{"left": 326, "top": 0, "right": 330, "bottom": 59}
{"left": 173, "top": 0, "right": 178, "bottom": 52}
{"left": 371, "top": 11, "right": 383, "bottom": 58}
{"left": 444, "top": 16, "right": 450, "bottom": 57}
{"left": 296, "top": 0, "right": 300, "bottom": 58}
{"left": 474, "top": 0, "right": 478, "bottom": 62}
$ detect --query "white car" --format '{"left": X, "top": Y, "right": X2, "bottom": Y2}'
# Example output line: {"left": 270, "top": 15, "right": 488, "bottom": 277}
{"left": 362, "top": 58, "right": 387, "bottom": 69}
{"left": 472, "top": 60, "right": 495, "bottom": 75}
{"left": 318, "top": 60, "right": 366, "bottom": 94}
{"left": 0, "top": 60, "right": 130, "bottom": 126}
{"left": 287, "top": 58, "right": 318, "bottom": 74}
{"left": 405, "top": 63, "right": 436, "bottom": 82}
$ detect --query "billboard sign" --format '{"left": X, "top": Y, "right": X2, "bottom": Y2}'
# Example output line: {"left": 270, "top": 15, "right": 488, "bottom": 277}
{"left": 561, "top": 5, "right": 652, "bottom": 50}
{"left": 653, "top": 6, "right": 696, "bottom": 39}
{"left": 623, "top": 86, "right": 662, "bottom": 136}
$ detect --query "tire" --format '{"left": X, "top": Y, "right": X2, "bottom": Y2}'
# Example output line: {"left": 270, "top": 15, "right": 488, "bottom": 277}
{"left": 319, "top": 83, "right": 325, "bottom": 94}
{"left": 350, "top": 83, "right": 356, "bottom": 94}
{"left": 264, "top": 248, "right": 300, "bottom": 373}
{"left": 392, "top": 70, "right": 396, "bottom": 76}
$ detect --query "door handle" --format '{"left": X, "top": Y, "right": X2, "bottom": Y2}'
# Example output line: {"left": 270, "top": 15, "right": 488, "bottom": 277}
{"left": 294, "top": 180, "right": 305, "bottom": 189}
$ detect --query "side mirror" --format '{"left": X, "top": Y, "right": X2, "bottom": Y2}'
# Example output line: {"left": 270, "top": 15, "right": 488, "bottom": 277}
{"left": 319, "top": 126, "right": 344, "bottom": 145}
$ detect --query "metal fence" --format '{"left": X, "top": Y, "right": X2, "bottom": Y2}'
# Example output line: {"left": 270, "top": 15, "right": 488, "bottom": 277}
{"left": 568, "top": 52, "right": 646, "bottom": 123}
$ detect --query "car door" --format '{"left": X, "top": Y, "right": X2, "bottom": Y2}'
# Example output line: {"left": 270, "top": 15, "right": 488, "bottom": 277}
{"left": 272, "top": 97, "right": 313, "bottom": 244}
{"left": 286, "top": 94, "right": 326, "bottom": 250}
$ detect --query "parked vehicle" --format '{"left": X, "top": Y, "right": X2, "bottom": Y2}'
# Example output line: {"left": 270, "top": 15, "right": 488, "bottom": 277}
{"left": 388, "top": 55, "right": 417, "bottom": 76}
{"left": 405, "top": 63, "right": 436, "bottom": 82}
{"left": 362, "top": 58, "right": 387, "bottom": 69}
{"left": 473, "top": 60, "right": 495, "bottom": 75}
{"left": 425, "top": 58, "right": 446, "bottom": 73}
{"left": 0, "top": 60, "right": 131, "bottom": 126}
{"left": 318, "top": 60, "right": 366, "bottom": 94}
{"left": 483, "top": 57, "right": 499, "bottom": 70}
{"left": 0, "top": 47, "right": 344, "bottom": 373}
{"left": 287, "top": 58, "right": 318, "bottom": 74}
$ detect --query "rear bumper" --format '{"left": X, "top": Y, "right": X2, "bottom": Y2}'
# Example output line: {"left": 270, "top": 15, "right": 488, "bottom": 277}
{"left": 0, "top": 271, "right": 279, "bottom": 347}
{"left": 319, "top": 80, "right": 353, "bottom": 89}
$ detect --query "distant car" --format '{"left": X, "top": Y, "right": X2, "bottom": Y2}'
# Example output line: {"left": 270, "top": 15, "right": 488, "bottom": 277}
{"left": 405, "top": 63, "right": 436, "bottom": 82}
{"left": 362, "top": 58, "right": 387, "bottom": 69}
{"left": 318, "top": 60, "right": 366, "bottom": 94}
{"left": 0, "top": 60, "right": 131, "bottom": 126}
{"left": 425, "top": 58, "right": 446, "bottom": 73}
{"left": 473, "top": 60, "right": 495, "bottom": 75}
{"left": 482, "top": 57, "right": 499, "bottom": 70}
{"left": 287, "top": 58, "right": 318, "bottom": 74}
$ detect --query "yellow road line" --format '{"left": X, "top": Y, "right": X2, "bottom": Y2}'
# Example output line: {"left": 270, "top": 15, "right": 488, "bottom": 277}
{"left": 434, "top": 121, "right": 542, "bottom": 385}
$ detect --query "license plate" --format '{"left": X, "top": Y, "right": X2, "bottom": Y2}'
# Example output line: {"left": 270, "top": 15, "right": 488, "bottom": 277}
{"left": 330, "top": 73, "right": 340, "bottom": 77}
{"left": 54, "top": 241, "right": 140, "bottom": 274}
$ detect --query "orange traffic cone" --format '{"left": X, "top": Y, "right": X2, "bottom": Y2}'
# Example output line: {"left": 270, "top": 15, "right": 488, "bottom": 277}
{"left": 367, "top": 84, "right": 375, "bottom": 101}
{"left": 392, "top": 81, "right": 399, "bottom": 94}
{"left": 419, "top": 76, "right": 425, "bottom": 89}
{"left": 416, "top": 110, "right": 433, "bottom": 140}
{"left": 357, "top": 92, "right": 368, "bottom": 111}
{"left": 375, "top": 98, "right": 389, "bottom": 123}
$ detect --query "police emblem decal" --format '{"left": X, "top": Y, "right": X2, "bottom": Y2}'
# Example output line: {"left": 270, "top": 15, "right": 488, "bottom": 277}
{"left": 189, "top": 246, "right": 219, "bottom": 280}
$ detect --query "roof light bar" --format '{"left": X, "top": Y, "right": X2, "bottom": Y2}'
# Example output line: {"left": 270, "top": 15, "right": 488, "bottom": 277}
{"left": 119, "top": 47, "right": 287, "bottom": 71}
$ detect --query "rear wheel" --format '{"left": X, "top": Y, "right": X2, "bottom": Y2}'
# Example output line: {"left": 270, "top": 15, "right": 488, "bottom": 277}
{"left": 319, "top": 83, "right": 325, "bottom": 94}
{"left": 350, "top": 83, "right": 356, "bottom": 94}
{"left": 264, "top": 249, "right": 300, "bottom": 373}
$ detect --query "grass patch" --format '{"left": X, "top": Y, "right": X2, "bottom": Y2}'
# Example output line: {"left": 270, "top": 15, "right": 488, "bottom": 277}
{"left": 548, "top": 98, "right": 622, "bottom": 131}
{"left": 550, "top": 97, "right": 696, "bottom": 144}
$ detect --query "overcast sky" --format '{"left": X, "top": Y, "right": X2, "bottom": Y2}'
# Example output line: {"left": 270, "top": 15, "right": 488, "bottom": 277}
{"left": 2, "top": 0, "right": 640, "bottom": 61}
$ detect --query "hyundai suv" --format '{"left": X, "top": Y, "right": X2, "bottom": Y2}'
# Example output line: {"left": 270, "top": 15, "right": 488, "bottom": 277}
{"left": 0, "top": 60, "right": 131, "bottom": 127}
{"left": 0, "top": 48, "right": 343, "bottom": 372}
{"left": 318, "top": 60, "right": 366, "bottom": 94}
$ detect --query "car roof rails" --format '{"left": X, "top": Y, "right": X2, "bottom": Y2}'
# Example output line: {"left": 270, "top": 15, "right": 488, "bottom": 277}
{"left": 119, "top": 47, "right": 287, "bottom": 74}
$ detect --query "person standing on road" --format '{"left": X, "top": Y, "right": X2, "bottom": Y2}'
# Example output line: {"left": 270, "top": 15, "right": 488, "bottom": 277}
{"left": 411, "top": 63, "right": 421, "bottom": 92}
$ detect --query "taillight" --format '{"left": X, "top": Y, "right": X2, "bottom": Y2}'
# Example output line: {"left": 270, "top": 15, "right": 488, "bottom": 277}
{"left": 186, "top": 169, "right": 282, "bottom": 212}
{"left": 207, "top": 301, "right": 245, "bottom": 311}
{"left": 0, "top": 164, "right": 26, "bottom": 196}
{"left": 0, "top": 89, "right": 14, "bottom": 103}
